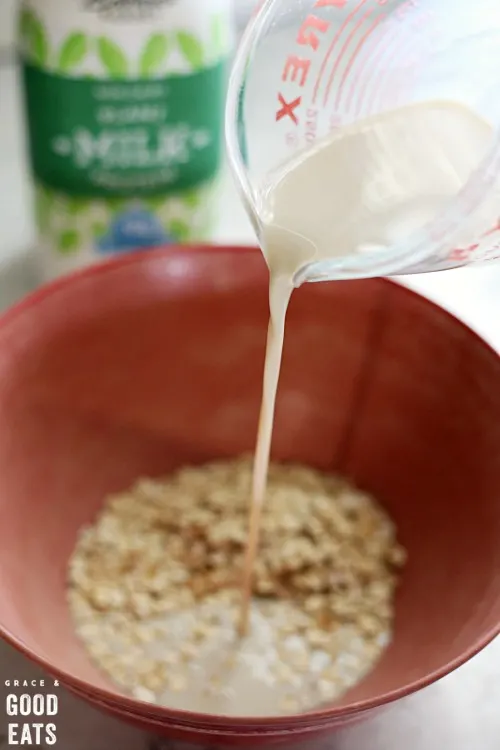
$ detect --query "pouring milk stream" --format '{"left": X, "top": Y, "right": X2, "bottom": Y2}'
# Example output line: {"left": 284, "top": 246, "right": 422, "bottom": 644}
{"left": 227, "top": 0, "right": 500, "bottom": 635}
{"left": 236, "top": 101, "right": 495, "bottom": 635}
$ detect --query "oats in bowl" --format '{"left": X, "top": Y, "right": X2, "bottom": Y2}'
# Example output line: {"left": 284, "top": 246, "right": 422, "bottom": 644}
{"left": 68, "top": 457, "right": 406, "bottom": 717}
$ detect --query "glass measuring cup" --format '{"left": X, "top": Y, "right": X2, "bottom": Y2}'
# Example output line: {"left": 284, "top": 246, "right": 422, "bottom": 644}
{"left": 226, "top": 0, "right": 500, "bottom": 282}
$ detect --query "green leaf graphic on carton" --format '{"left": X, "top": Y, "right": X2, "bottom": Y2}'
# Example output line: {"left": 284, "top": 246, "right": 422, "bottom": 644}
{"left": 66, "top": 197, "right": 88, "bottom": 216}
{"left": 35, "top": 186, "right": 53, "bottom": 232}
{"left": 182, "top": 189, "right": 201, "bottom": 210}
{"left": 145, "top": 195, "right": 166, "bottom": 211}
{"left": 97, "top": 37, "right": 128, "bottom": 78}
{"left": 58, "top": 230, "right": 80, "bottom": 254}
{"left": 19, "top": 7, "right": 49, "bottom": 66}
{"left": 92, "top": 221, "right": 106, "bottom": 239}
{"left": 140, "top": 34, "right": 170, "bottom": 78}
{"left": 105, "top": 197, "right": 126, "bottom": 213}
{"left": 211, "top": 13, "right": 228, "bottom": 58}
{"left": 170, "top": 219, "right": 191, "bottom": 242}
{"left": 176, "top": 32, "right": 204, "bottom": 70}
{"left": 58, "top": 32, "right": 88, "bottom": 73}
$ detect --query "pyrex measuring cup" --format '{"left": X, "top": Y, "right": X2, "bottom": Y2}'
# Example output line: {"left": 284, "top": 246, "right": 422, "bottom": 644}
{"left": 226, "top": 0, "right": 500, "bottom": 281}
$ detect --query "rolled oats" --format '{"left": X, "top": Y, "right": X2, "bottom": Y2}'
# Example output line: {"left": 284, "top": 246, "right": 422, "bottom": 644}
{"left": 68, "top": 457, "right": 405, "bottom": 717}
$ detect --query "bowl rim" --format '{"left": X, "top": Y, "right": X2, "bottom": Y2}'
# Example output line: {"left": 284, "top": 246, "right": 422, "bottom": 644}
{"left": 1, "top": 243, "right": 500, "bottom": 733}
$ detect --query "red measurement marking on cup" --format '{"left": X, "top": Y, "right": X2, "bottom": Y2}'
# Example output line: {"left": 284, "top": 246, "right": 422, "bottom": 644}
{"left": 275, "top": 1, "right": 352, "bottom": 125}
{"left": 312, "top": 0, "right": 370, "bottom": 104}
{"left": 323, "top": 0, "right": 403, "bottom": 109}
{"left": 276, "top": 93, "right": 302, "bottom": 124}
{"left": 333, "top": 13, "right": 384, "bottom": 109}
{"left": 354, "top": 30, "right": 418, "bottom": 114}
{"left": 251, "top": 0, "right": 266, "bottom": 18}
{"left": 450, "top": 221, "right": 500, "bottom": 263}
{"left": 342, "top": 10, "right": 417, "bottom": 116}
{"left": 335, "top": 0, "right": 429, "bottom": 115}
{"left": 372, "top": 50, "right": 419, "bottom": 112}
{"left": 362, "top": 7, "right": 435, "bottom": 114}
{"left": 344, "top": 24, "right": 404, "bottom": 115}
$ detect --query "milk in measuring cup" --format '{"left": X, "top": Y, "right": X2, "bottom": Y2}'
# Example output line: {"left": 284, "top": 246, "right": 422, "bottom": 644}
{"left": 239, "top": 100, "right": 496, "bottom": 634}
{"left": 260, "top": 100, "right": 494, "bottom": 280}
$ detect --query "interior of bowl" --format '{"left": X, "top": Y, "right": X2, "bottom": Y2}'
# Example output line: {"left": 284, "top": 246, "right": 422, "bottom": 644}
{"left": 0, "top": 246, "right": 500, "bottom": 720}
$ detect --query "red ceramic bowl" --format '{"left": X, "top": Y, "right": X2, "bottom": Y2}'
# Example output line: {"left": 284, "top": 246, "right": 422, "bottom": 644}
{"left": 0, "top": 245, "right": 500, "bottom": 748}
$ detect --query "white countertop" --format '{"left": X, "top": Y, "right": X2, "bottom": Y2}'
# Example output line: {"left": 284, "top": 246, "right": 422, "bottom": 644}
{"left": 1, "top": 54, "right": 500, "bottom": 749}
